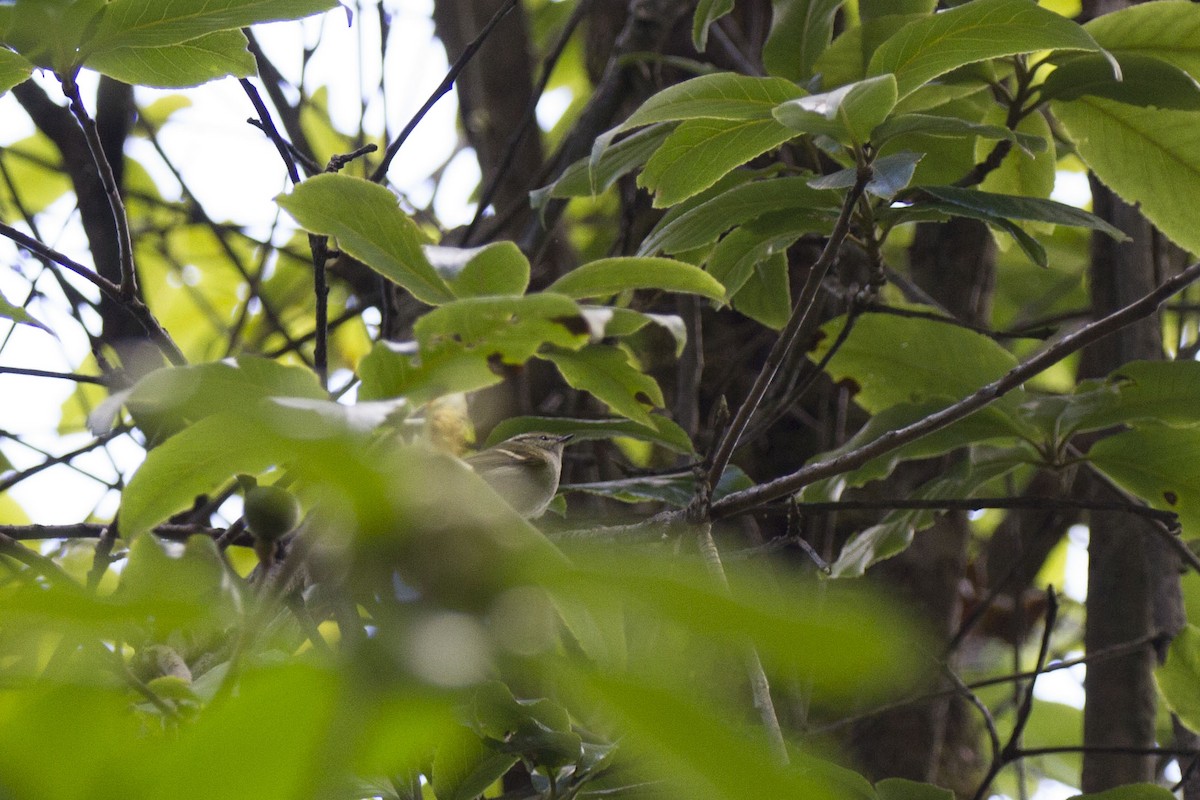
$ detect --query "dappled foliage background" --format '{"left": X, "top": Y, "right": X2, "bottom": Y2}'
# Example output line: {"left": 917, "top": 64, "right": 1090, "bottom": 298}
{"left": 6, "top": 1, "right": 1200, "bottom": 799}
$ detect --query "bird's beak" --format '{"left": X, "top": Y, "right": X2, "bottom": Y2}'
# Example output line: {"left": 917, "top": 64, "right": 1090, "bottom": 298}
{"left": 557, "top": 434, "right": 575, "bottom": 444}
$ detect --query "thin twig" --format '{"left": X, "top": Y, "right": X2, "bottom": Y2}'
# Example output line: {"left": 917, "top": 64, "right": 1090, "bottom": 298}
{"left": 0, "top": 366, "right": 106, "bottom": 384}
{"left": 463, "top": 0, "right": 592, "bottom": 242}
{"left": 712, "top": 260, "right": 1200, "bottom": 518}
{"left": 369, "top": 0, "right": 520, "bottom": 183}
{"left": 0, "top": 220, "right": 185, "bottom": 364}
{"left": 58, "top": 73, "right": 137, "bottom": 300}
{"left": 695, "top": 521, "right": 789, "bottom": 764}
{"left": 792, "top": 497, "right": 1179, "bottom": 529}
{"left": 705, "top": 165, "right": 873, "bottom": 497}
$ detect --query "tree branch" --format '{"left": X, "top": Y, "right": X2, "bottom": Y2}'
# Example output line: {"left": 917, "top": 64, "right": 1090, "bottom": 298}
{"left": 712, "top": 260, "right": 1200, "bottom": 518}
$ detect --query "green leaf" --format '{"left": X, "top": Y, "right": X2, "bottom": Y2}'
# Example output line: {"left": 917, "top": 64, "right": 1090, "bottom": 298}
{"left": 615, "top": 73, "right": 807, "bottom": 132}
{"left": 116, "top": 400, "right": 372, "bottom": 538}
{"left": 85, "top": 0, "right": 340, "bottom": 54}
{"left": 829, "top": 449, "right": 1026, "bottom": 577}
{"left": 640, "top": 176, "right": 837, "bottom": 256}
{"left": 813, "top": 14, "right": 930, "bottom": 89}
{"left": 546, "top": 257, "right": 725, "bottom": 301}
{"left": 809, "top": 152, "right": 922, "bottom": 199}
{"left": 918, "top": 185, "right": 1127, "bottom": 240}
{"left": 976, "top": 106, "right": 1055, "bottom": 201}
{"left": 1052, "top": 96, "right": 1200, "bottom": 254}
{"left": 706, "top": 214, "right": 804, "bottom": 299}
{"left": 1054, "top": 361, "right": 1200, "bottom": 435}
{"left": 533, "top": 123, "right": 673, "bottom": 205}
{"left": 773, "top": 73, "right": 898, "bottom": 145}
{"left": 799, "top": 402, "right": 1032, "bottom": 505}
{"left": 0, "top": 46, "right": 33, "bottom": 95}
{"left": 425, "top": 241, "right": 531, "bottom": 298}
{"left": 1084, "top": 0, "right": 1200, "bottom": 79}
{"left": 1089, "top": 425, "right": 1200, "bottom": 537}
{"left": 692, "top": 0, "right": 734, "bottom": 51}
{"left": 868, "top": 0, "right": 1101, "bottom": 99}
{"left": 638, "top": 117, "right": 797, "bottom": 207}
{"left": 542, "top": 345, "right": 664, "bottom": 427}
{"left": 860, "top": 0, "right": 936, "bottom": 19}
{"left": 94, "top": 356, "right": 326, "bottom": 443}
{"left": 431, "top": 726, "right": 519, "bottom": 800}
{"left": 357, "top": 339, "right": 503, "bottom": 406}
{"left": 413, "top": 294, "right": 587, "bottom": 363}
{"left": 581, "top": 306, "right": 688, "bottom": 357}
{"left": 557, "top": 550, "right": 925, "bottom": 696}
{"left": 813, "top": 311, "right": 1019, "bottom": 414}
{"left": 762, "top": 0, "right": 844, "bottom": 82}
{"left": 0, "top": 288, "right": 52, "bottom": 335}
{"left": 873, "top": 112, "right": 1047, "bottom": 154}
{"left": 1, "top": 0, "right": 105, "bottom": 72}
{"left": 1156, "top": 623, "right": 1200, "bottom": 734}
{"left": 486, "top": 415, "right": 695, "bottom": 454}
{"left": 1039, "top": 53, "right": 1200, "bottom": 110}
{"left": 83, "top": 29, "right": 255, "bottom": 88}
{"left": 730, "top": 251, "right": 791, "bottom": 330}
{"left": 877, "top": 778, "right": 955, "bottom": 800}
{"left": 277, "top": 173, "right": 453, "bottom": 305}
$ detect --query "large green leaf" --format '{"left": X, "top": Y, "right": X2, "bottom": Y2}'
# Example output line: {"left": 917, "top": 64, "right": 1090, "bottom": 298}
{"left": 705, "top": 214, "right": 804, "bottom": 299}
{"left": 976, "top": 105, "right": 1055, "bottom": 201}
{"left": 431, "top": 726, "right": 519, "bottom": 800}
{"left": 1088, "top": 425, "right": 1200, "bottom": 537}
{"left": 424, "top": 242, "right": 531, "bottom": 298}
{"left": 868, "top": 0, "right": 1100, "bottom": 99}
{"left": 1084, "top": 0, "right": 1200, "bottom": 79}
{"left": 542, "top": 345, "right": 664, "bottom": 427}
{"left": 546, "top": 257, "right": 725, "bottom": 301}
{"left": 918, "top": 185, "right": 1126, "bottom": 240}
{"left": 357, "top": 339, "right": 502, "bottom": 406}
{"left": 1, "top": 0, "right": 105, "bottom": 71}
{"left": 762, "top": 0, "right": 844, "bottom": 82}
{"left": 413, "top": 294, "right": 587, "bottom": 363}
{"left": 730, "top": 251, "right": 792, "bottom": 330}
{"left": 1156, "top": 623, "right": 1200, "bottom": 734}
{"left": 84, "top": 29, "right": 255, "bottom": 88}
{"left": 1057, "top": 360, "right": 1200, "bottom": 435}
{"left": 638, "top": 117, "right": 797, "bottom": 207}
{"left": 813, "top": 14, "right": 930, "bottom": 89}
{"left": 0, "top": 46, "right": 32, "bottom": 95}
{"left": 773, "top": 73, "right": 898, "bottom": 146}
{"left": 639, "top": 176, "right": 837, "bottom": 256}
{"left": 812, "top": 311, "right": 1019, "bottom": 414}
{"left": 1038, "top": 53, "right": 1200, "bottom": 110}
{"left": 533, "top": 124, "right": 673, "bottom": 204}
{"left": 873, "top": 112, "right": 1047, "bottom": 153}
{"left": 277, "top": 173, "right": 453, "bottom": 305}
{"left": 615, "top": 73, "right": 806, "bottom": 132}
{"left": 1052, "top": 96, "right": 1200, "bottom": 254}
{"left": 85, "top": 0, "right": 340, "bottom": 54}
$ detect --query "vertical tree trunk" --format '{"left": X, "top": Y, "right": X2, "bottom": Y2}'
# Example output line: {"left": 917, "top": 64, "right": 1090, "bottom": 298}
{"left": 1079, "top": 178, "right": 1184, "bottom": 791}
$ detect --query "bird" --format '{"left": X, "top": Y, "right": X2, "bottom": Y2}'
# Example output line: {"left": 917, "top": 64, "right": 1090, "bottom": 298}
{"left": 465, "top": 432, "right": 573, "bottom": 518}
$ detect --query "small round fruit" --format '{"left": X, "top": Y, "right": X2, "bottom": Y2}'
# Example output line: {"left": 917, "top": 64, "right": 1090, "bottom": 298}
{"left": 244, "top": 484, "right": 301, "bottom": 541}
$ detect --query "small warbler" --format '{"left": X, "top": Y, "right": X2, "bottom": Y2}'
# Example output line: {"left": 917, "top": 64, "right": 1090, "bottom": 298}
{"left": 465, "top": 432, "right": 573, "bottom": 518}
